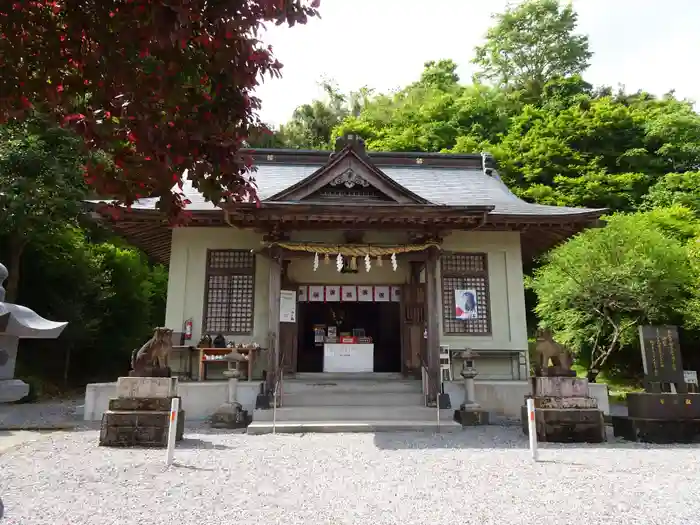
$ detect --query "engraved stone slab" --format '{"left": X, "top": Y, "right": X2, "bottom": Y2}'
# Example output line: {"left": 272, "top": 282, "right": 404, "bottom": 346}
{"left": 116, "top": 377, "right": 177, "bottom": 399}
{"left": 532, "top": 376, "right": 589, "bottom": 398}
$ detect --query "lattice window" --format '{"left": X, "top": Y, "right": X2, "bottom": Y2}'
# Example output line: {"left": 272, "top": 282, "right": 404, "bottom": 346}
{"left": 441, "top": 254, "right": 491, "bottom": 335}
{"left": 203, "top": 250, "right": 255, "bottom": 334}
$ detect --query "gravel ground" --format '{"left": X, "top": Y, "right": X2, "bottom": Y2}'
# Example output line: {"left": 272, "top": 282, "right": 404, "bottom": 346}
{"left": 1, "top": 427, "right": 699, "bottom": 525}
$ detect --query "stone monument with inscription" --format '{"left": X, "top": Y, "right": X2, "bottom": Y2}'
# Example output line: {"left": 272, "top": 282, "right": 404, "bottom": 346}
{"left": 520, "top": 329, "right": 605, "bottom": 442}
{"left": 0, "top": 263, "right": 67, "bottom": 403}
{"left": 99, "top": 376, "right": 185, "bottom": 447}
{"left": 612, "top": 325, "right": 700, "bottom": 443}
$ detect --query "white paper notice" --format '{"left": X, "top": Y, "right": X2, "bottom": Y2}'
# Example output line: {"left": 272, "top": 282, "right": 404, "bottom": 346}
{"left": 279, "top": 290, "right": 297, "bottom": 323}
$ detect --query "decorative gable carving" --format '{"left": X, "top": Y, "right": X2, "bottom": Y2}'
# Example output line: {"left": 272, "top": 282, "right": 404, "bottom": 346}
{"left": 329, "top": 169, "right": 370, "bottom": 189}
{"left": 266, "top": 146, "right": 428, "bottom": 205}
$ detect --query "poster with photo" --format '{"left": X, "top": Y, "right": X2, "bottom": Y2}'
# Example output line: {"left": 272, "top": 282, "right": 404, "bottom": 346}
{"left": 454, "top": 289, "right": 478, "bottom": 320}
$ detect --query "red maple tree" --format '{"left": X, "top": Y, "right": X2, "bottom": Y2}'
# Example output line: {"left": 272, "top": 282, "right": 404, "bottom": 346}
{"left": 0, "top": 0, "right": 319, "bottom": 221}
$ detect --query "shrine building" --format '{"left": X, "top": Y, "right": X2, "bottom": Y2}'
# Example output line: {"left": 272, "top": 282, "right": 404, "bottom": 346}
{"left": 84, "top": 134, "right": 610, "bottom": 431}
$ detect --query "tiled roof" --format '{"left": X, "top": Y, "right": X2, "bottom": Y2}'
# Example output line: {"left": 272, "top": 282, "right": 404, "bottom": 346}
{"left": 89, "top": 158, "right": 603, "bottom": 218}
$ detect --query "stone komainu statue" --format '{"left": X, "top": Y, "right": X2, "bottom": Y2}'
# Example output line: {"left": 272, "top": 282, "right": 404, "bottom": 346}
{"left": 130, "top": 327, "right": 174, "bottom": 377}
{"left": 534, "top": 328, "right": 574, "bottom": 377}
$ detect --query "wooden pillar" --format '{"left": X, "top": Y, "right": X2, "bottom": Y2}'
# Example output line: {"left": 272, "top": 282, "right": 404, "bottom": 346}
{"left": 267, "top": 248, "right": 282, "bottom": 393}
{"left": 424, "top": 247, "right": 440, "bottom": 403}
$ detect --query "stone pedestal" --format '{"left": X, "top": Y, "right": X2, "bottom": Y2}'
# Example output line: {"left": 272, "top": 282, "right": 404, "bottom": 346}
{"left": 99, "top": 377, "right": 185, "bottom": 447}
{"left": 520, "top": 376, "right": 605, "bottom": 443}
{"left": 612, "top": 392, "right": 700, "bottom": 443}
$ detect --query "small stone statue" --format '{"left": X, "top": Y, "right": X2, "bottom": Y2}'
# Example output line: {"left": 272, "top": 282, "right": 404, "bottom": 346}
{"left": 534, "top": 329, "right": 575, "bottom": 377}
{"left": 130, "top": 327, "right": 174, "bottom": 377}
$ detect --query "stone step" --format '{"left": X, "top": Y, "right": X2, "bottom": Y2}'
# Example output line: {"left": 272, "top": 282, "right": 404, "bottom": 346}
{"left": 293, "top": 373, "right": 405, "bottom": 381}
{"left": 282, "top": 392, "right": 425, "bottom": 407}
{"left": 247, "top": 419, "right": 462, "bottom": 435}
{"left": 281, "top": 378, "right": 422, "bottom": 395}
{"left": 253, "top": 406, "right": 453, "bottom": 423}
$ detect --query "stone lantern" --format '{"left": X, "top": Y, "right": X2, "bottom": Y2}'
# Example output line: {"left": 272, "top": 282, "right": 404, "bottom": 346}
{"left": 210, "top": 350, "right": 250, "bottom": 428}
{"left": 0, "top": 263, "right": 67, "bottom": 403}
{"left": 455, "top": 349, "right": 489, "bottom": 426}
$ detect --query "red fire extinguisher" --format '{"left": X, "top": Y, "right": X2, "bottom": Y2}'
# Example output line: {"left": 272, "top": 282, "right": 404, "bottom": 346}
{"left": 184, "top": 318, "right": 193, "bottom": 340}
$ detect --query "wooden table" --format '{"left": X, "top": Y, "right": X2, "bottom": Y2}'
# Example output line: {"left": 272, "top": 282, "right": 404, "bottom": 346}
{"left": 197, "top": 347, "right": 258, "bottom": 381}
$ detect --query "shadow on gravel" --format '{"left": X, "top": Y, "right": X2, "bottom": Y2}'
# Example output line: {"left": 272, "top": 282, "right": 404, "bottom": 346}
{"left": 372, "top": 427, "right": 700, "bottom": 451}
{"left": 171, "top": 461, "right": 217, "bottom": 472}
{"left": 176, "top": 437, "right": 235, "bottom": 450}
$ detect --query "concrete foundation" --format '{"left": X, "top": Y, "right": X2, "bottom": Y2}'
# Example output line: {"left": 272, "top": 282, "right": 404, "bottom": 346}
{"left": 84, "top": 379, "right": 611, "bottom": 422}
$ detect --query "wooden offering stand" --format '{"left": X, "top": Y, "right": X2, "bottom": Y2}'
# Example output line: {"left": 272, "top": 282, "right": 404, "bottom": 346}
{"left": 198, "top": 346, "right": 259, "bottom": 381}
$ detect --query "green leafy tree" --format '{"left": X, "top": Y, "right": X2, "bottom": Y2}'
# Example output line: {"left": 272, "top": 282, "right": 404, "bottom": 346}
{"left": 0, "top": 118, "right": 87, "bottom": 302}
{"left": 279, "top": 80, "right": 373, "bottom": 149}
{"left": 473, "top": 0, "right": 592, "bottom": 96}
{"left": 529, "top": 210, "right": 696, "bottom": 381}
{"left": 332, "top": 63, "right": 518, "bottom": 153}
{"left": 14, "top": 226, "right": 167, "bottom": 387}
{"left": 492, "top": 94, "right": 700, "bottom": 209}
{"left": 642, "top": 171, "right": 700, "bottom": 216}
{"left": 0, "top": 0, "right": 319, "bottom": 219}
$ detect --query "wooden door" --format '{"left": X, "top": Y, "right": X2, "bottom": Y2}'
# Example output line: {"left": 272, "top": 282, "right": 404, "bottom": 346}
{"left": 401, "top": 282, "right": 426, "bottom": 378}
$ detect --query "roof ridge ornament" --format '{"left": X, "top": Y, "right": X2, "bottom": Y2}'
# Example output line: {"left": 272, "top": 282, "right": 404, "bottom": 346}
{"left": 333, "top": 133, "right": 367, "bottom": 157}
{"left": 481, "top": 152, "right": 502, "bottom": 181}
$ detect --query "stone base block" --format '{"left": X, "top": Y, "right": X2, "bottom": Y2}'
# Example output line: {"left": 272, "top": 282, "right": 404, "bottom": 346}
{"left": 612, "top": 416, "right": 700, "bottom": 444}
{"left": 0, "top": 379, "right": 29, "bottom": 403}
{"left": 626, "top": 393, "right": 700, "bottom": 420}
{"left": 99, "top": 409, "right": 185, "bottom": 447}
{"left": 116, "top": 376, "right": 177, "bottom": 399}
{"left": 520, "top": 406, "right": 605, "bottom": 443}
{"left": 531, "top": 376, "right": 589, "bottom": 398}
{"left": 454, "top": 409, "right": 490, "bottom": 426}
{"left": 109, "top": 396, "right": 180, "bottom": 412}
{"left": 532, "top": 396, "right": 598, "bottom": 410}
{"left": 128, "top": 366, "right": 172, "bottom": 378}
{"left": 210, "top": 402, "right": 251, "bottom": 429}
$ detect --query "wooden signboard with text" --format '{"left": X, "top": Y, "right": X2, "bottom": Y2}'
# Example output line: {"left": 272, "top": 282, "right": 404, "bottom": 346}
{"left": 638, "top": 325, "right": 685, "bottom": 391}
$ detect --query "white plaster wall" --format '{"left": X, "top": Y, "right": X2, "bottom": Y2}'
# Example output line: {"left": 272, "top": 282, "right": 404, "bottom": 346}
{"left": 439, "top": 231, "right": 528, "bottom": 352}
{"left": 164, "top": 227, "right": 269, "bottom": 345}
